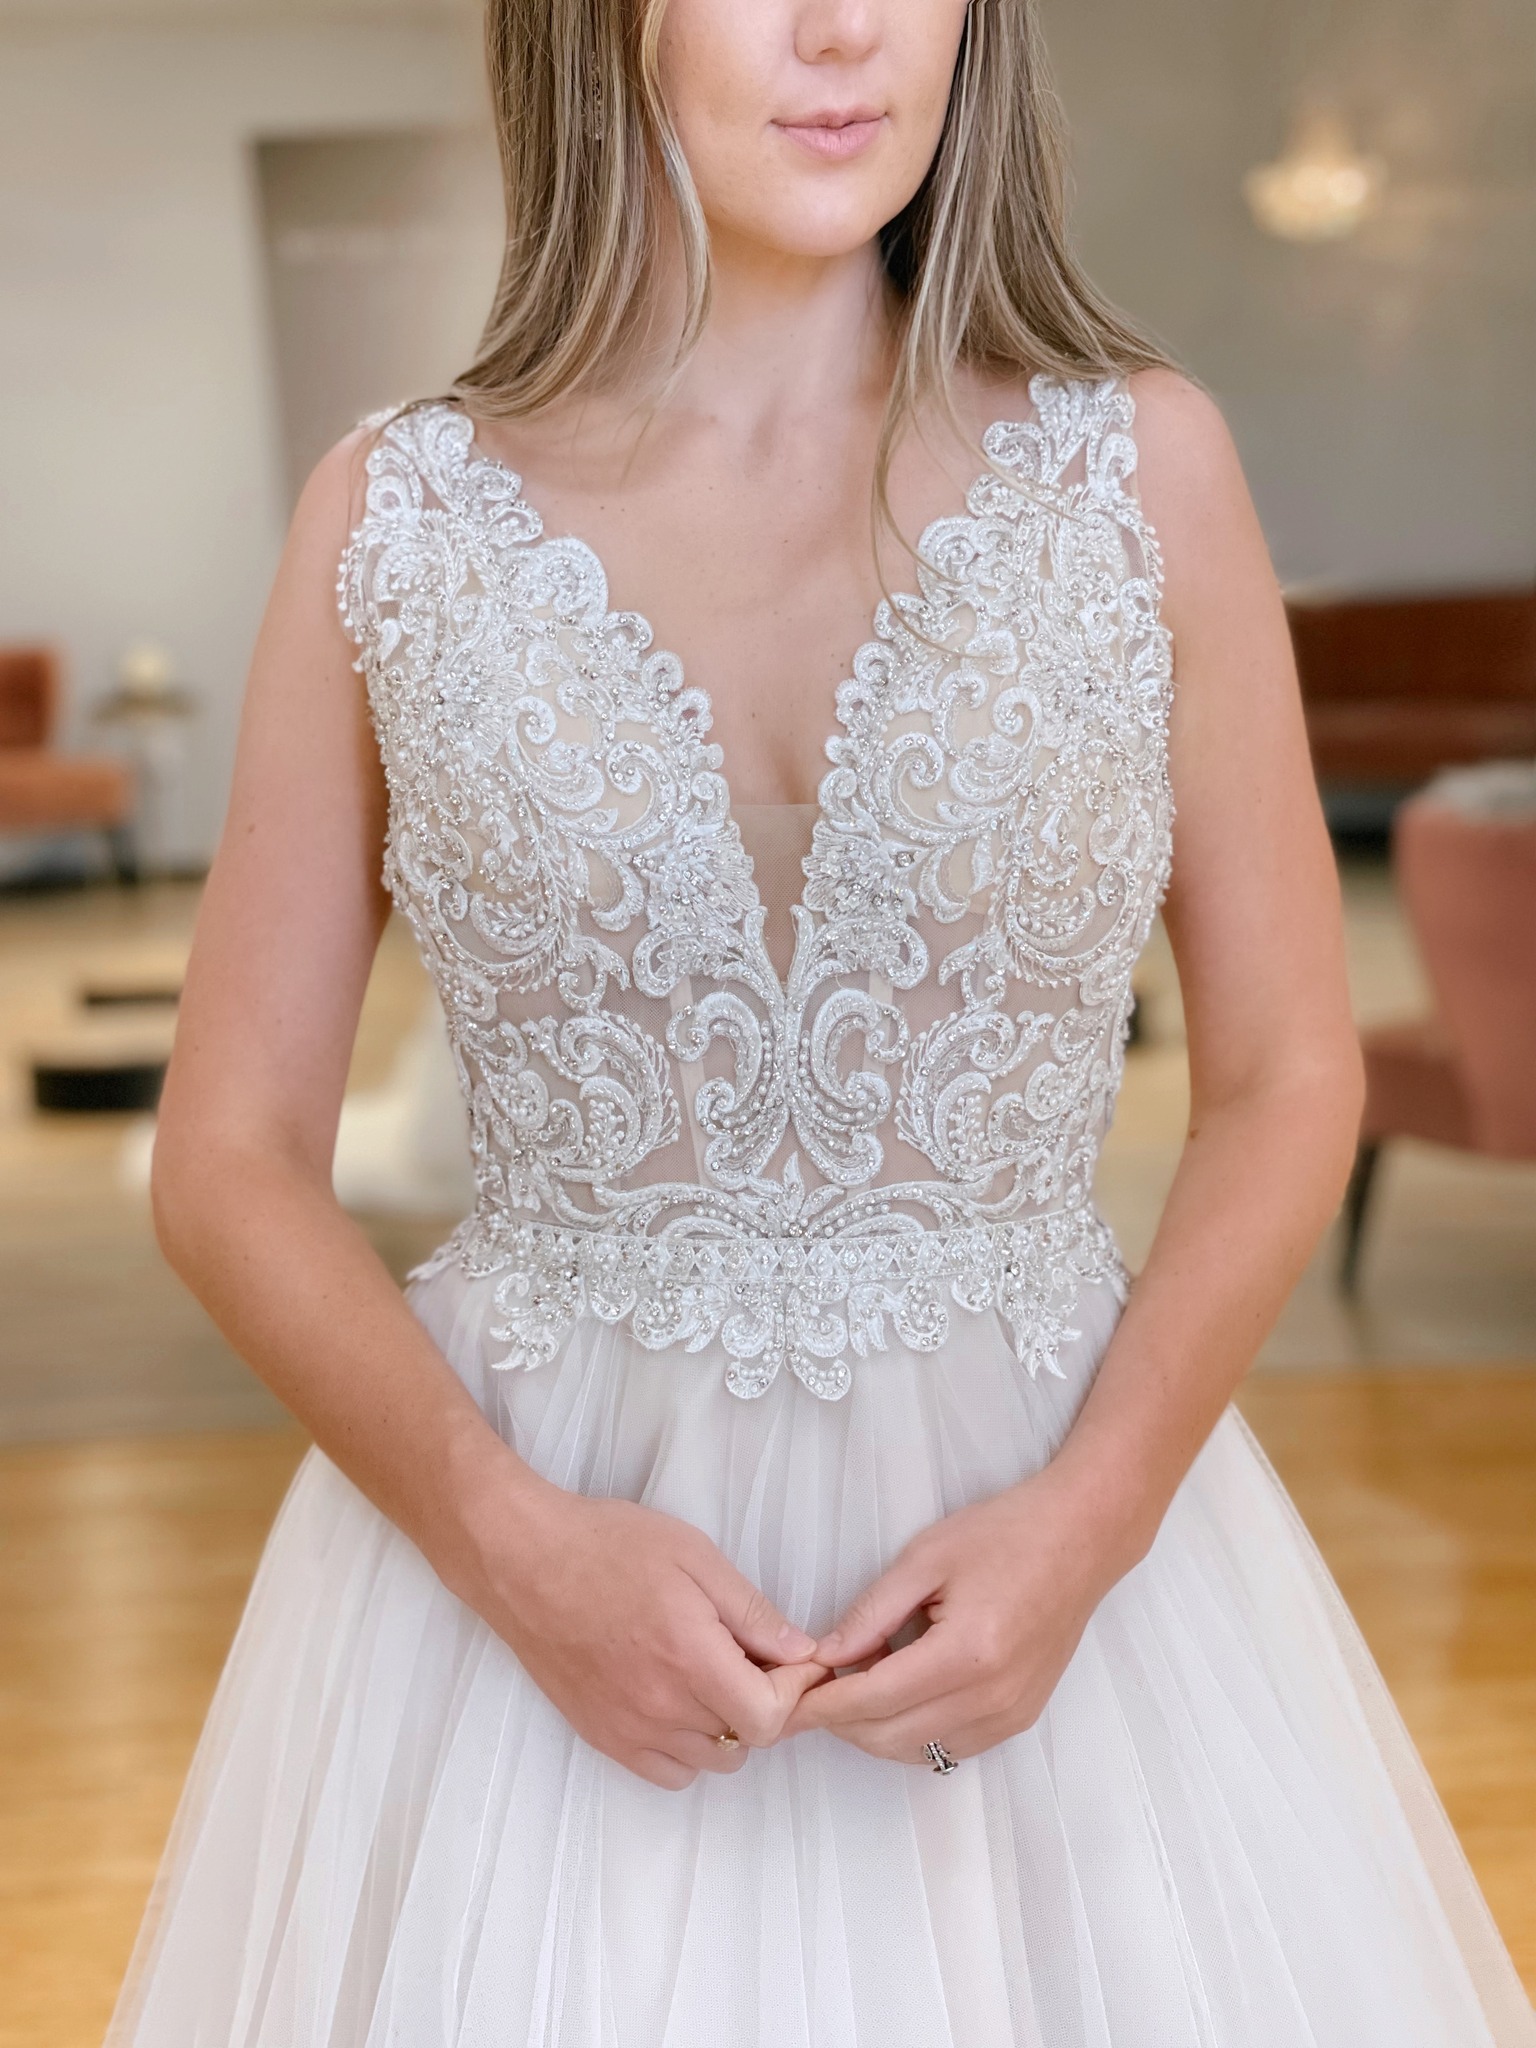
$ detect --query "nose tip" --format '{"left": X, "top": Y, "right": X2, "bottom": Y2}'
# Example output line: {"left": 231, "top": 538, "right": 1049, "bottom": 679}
{"left": 793, "top": 0, "right": 884, "bottom": 68}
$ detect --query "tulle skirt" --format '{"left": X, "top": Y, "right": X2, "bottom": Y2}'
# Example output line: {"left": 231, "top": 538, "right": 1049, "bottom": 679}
{"left": 106, "top": 1257, "right": 1534, "bottom": 2047}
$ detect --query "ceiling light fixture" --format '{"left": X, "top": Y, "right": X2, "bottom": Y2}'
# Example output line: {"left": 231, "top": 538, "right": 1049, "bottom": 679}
{"left": 1244, "top": 109, "right": 1386, "bottom": 242}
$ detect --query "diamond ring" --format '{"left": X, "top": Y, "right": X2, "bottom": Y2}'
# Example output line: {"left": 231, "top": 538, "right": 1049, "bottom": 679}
{"left": 716, "top": 1728, "right": 741, "bottom": 1751}
{"left": 923, "top": 1739, "right": 959, "bottom": 1775}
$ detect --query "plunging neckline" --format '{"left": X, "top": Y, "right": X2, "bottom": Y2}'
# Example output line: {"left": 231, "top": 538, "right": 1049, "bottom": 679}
{"left": 458, "top": 404, "right": 1025, "bottom": 795}
{"left": 452, "top": 402, "right": 1034, "bottom": 994}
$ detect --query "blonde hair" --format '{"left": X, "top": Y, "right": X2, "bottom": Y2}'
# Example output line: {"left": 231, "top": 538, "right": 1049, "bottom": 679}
{"left": 454, "top": 0, "right": 1177, "bottom": 514}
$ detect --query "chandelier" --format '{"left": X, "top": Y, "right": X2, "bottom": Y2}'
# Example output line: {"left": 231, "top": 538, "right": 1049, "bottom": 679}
{"left": 1244, "top": 110, "right": 1386, "bottom": 242}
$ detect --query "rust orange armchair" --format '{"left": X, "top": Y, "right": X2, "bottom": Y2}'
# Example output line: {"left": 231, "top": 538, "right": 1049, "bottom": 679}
{"left": 1342, "top": 785, "right": 1536, "bottom": 1289}
{"left": 0, "top": 646, "right": 136, "bottom": 878}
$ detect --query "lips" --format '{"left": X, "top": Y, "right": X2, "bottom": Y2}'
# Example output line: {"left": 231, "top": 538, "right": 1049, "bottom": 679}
{"left": 773, "top": 110, "right": 886, "bottom": 161}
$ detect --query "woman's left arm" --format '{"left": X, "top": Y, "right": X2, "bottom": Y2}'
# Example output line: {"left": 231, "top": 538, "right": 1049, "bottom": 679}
{"left": 790, "top": 369, "right": 1366, "bottom": 1763}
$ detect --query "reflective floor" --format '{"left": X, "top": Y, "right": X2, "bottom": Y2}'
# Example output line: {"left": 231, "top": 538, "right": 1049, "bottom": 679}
{"left": 0, "top": 863, "right": 1532, "bottom": 2046}
{"left": 1, "top": 1377, "right": 1531, "bottom": 2048}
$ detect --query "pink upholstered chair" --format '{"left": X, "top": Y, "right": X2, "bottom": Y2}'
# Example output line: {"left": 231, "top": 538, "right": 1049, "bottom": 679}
{"left": 0, "top": 646, "right": 137, "bottom": 878}
{"left": 1341, "top": 786, "right": 1536, "bottom": 1288}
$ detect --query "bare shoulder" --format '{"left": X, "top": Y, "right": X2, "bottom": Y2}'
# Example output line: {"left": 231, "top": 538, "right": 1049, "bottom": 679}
{"left": 264, "top": 423, "right": 389, "bottom": 660}
{"left": 292, "top": 422, "right": 380, "bottom": 557}
{"left": 1124, "top": 367, "right": 1278, "bottom": 631}
{"left": 242, "top": 422, "right": 390, "bottom": 686}
{"left": 1126, "top": 368, "right": 1248, "bottom": 522}
{"left": 964, "top": 362, "right": 1244, "bottom": 511}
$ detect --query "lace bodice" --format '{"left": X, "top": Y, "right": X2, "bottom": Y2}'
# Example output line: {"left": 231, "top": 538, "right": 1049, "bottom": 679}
{"left": 339, "top": 373, "right": 1175, "bottom": 1398}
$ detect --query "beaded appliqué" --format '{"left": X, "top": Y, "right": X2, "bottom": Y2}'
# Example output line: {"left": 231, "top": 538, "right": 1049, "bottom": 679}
{"left": 339, "top": 373, "right": 1174, "bottom": 1399}
{"left": 450, "top": 1202, "right": 1125, "bottom": 1402}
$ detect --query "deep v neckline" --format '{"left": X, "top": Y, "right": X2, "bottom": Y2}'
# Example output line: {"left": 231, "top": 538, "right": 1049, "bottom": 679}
{"left": 455, "top": 405, "right": 1025, "bottom": 992}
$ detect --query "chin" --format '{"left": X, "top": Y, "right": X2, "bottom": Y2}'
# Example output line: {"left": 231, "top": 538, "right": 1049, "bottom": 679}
{"left": 722, "top": 198, "right": 898, "bottom": 264}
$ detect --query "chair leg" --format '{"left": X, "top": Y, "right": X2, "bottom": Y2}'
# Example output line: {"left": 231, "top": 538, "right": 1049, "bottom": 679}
{"left": 1339, "top": 1141, "right": 1381, "bottom": 1295}
{"left": 106, "top": 824, "right": 140, "bottom": 886}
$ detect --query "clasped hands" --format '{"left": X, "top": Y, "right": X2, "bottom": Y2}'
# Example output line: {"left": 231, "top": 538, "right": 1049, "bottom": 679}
{"left": 473, "top": 1463, "right": 1121, "bottom": 1790}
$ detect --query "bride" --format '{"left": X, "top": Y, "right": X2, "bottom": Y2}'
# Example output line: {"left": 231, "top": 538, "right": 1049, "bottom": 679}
{"left": 108, "top": 1, "right": 1533, "bottom": 2042}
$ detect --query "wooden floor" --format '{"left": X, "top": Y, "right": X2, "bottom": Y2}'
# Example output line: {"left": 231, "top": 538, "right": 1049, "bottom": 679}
{"left": 1239, "top": 1371, "right": 1536, "bottom": 1988}
{"left": 1, "top": 1370, "right": 1532, "bottom": 2048}
{"left": 0, "top": 1429, "right": 307, "bottom": 2048}
{"left": 1, "top": 872, "right": 1532, "bottom": 2042}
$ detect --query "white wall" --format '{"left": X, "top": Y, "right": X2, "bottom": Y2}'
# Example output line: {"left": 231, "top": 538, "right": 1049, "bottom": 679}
{"left": 2, "top": 3, "right": 1532, "bottom": 863}
{"left": 258, "top": 128, "right": 503, "bottom": 504}
{"left": 0, "top": 16, "right": 485, "bottom": 864}
{"left": 1042, "top": 0, "right": 1536, "bottom": 591}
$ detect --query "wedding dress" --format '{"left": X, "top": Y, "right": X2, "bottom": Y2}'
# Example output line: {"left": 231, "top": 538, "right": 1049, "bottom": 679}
{"left": 107, "top": 374, "right": 1534, "bottom": 2047}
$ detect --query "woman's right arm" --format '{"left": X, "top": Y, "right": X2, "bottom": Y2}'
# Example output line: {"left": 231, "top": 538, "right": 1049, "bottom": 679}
{"left": 151, "top": 433, "right": 821, "bottom": 1786}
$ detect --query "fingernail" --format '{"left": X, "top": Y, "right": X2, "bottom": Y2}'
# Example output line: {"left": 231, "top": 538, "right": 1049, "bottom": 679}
{"left": 779, "top": 1623, "right": 816, "bottom": 1657}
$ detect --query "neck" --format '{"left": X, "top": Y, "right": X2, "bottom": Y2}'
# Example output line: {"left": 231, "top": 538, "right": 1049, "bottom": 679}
{"left": 642, "top": 218, "right": 896, "bottom": 431}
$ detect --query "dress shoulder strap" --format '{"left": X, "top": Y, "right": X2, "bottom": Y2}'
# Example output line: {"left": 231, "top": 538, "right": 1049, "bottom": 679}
{"left": 336, "top": 401, "right": 542, "bottom": 663}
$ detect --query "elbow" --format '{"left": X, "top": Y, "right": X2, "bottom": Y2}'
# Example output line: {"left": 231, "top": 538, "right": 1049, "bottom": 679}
{"left": 1329, "top": 1032, "right": 1368, "bottom": 1184}
{"left": 148, "top": 1097, "right": 261, "bottom": 1276}
{"left": 1288, "top": 1031, "right": 1367, "bottom": 1203}
{"left": 1340, "top": 1030, "right": 1367, "bottom": 1134}
{"left": 1194, "top": 1027, "right": 1366, "bottom": 1197}
{"left": 148, "top": 1108, "right": 219, "bottom": 1277}
{"left": 149, "top": 1091, "right": 337, "bottom": 1279}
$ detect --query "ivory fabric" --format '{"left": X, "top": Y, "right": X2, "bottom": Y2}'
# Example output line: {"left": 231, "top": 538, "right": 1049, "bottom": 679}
{"left": 107, "top": 375, "right": 1534, "bottom": 2046}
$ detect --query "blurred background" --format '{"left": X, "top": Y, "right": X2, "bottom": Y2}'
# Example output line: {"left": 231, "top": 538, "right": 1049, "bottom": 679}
{"left": 0, "top": 1, "right": 1532, "bottom": 2041}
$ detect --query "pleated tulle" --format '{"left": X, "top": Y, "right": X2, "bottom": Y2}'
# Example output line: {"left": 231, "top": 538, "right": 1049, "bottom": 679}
{"left": 106, "top": 1262, "right": 1535, "bottom": 2047}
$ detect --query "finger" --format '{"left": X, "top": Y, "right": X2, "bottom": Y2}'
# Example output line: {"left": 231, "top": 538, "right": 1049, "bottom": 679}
{"left": 741, "top": 1657, "right": 833, "bottom": 1741}
{"left": 691, "top": 1631, "right": 828, "bottom": 1747}
{"left": 688, "top": 1550, "right": 817, "bottom": 1665}
{"left": 817, "top": 1689, "right": 987, "bottom": 1765}
{"left": 632, "top": 1749, "right": 699, "bottom": 1791}
{"left": 814, "top": 1552, "right": 941, "bottom": 1668}
{"left": 828, "top": 1645, "right": 891, "bottom": 1675}
{"left": 764, "top": 1656, "right": 833, "bottom": 1718}
{"left": 795, "top": 1626, "right": 955, "bottom": 1730}
{"left": 665, "top": 1728, "right": 752, "bottom": 1776}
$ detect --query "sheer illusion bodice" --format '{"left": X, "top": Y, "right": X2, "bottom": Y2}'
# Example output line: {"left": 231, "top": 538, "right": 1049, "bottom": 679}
{"left": 339, "top": 373, "right": 1173, "bottom": 1397}
{"left": 107, "top": 369, "right": 1535, "bottom": 2048}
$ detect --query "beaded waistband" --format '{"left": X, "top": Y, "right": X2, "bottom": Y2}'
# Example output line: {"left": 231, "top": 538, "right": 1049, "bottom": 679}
{"left": 413, "top": 1203, "right": 1129, "bottom": 1402}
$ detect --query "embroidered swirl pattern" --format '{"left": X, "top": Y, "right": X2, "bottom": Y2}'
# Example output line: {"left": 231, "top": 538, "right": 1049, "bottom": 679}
{"left": 338, "top": 373, "right": 1175, "bottom": 1398}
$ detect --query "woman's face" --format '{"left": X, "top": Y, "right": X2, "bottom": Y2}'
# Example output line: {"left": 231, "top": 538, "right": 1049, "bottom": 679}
{"left": 655, "top": 0, "right": 971, "bottom": 260}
